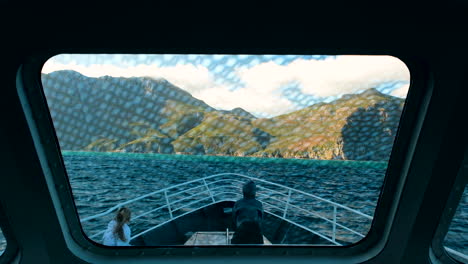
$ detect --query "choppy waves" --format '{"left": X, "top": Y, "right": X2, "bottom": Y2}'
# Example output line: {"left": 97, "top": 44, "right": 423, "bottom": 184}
{"left": 61, "top": 152, "right": 466, "bottom": 254}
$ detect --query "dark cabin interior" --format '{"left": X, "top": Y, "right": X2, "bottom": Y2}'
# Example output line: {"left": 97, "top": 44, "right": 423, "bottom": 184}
{"left": 1, "top": 2, "right": 468, "bottom": 263}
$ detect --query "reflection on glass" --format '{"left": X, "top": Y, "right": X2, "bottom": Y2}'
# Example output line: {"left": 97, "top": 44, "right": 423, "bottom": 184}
{"left": 0, "top": 226, "right": 5, "bottom": 255}
{"left": 444, "top": 185, "right": 468, "bottom": 263}
{"left": 40, "top": 55, "right": 410, "bottom": 246}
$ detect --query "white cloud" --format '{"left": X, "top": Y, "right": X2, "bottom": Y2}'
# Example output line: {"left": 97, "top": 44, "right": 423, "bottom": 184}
{"left": 201, "top": 56, "right": 410, "bottom": 116}
{"left": 195, "top": 86, "right": 294, "bottom": 117}
{"left": 391, "top": 83, "right": 410, "bottom": 98}
{"left": 236, "top": 56, "right": 410, "bottom": 98}
{"left": 42, "top": 55, "right": 410, "bottom": 117}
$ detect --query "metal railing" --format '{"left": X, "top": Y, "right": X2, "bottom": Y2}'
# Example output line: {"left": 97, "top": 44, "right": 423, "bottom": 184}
{"left": 445, "top": 246, "right": 468, "bottom": 263}
{"left": 79, "top": 172, "right": 468, "bottom": 258}
{"left": 81, "top": 173, "right": 373, "bottom": 245}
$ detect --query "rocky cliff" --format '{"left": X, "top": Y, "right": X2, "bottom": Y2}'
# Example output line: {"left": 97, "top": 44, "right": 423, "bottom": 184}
{"left": 41, "top": 71, "right": 404, "bottom": 161}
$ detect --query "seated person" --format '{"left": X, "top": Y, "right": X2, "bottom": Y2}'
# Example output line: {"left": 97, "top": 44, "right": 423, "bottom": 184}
{"left": 231, "top": 180, "right": 264, "bottom": 244}
{"left": 102, "top": 207, "right": 132, "bottom": 246}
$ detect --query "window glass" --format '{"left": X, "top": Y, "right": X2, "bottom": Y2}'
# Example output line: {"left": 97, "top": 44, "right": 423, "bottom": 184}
{"left": 444, "top": 185, "right": 468, "bottom": 263}
{"left": 0, "top": 226, "right": 5, "bottom": 255}
{"left": 40, "top": 54, "right": 410, "bottom": 247}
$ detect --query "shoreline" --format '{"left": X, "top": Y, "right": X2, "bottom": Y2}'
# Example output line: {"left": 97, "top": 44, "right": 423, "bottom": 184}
{"left": 61, "top": 150, "right": 388, "bottom": 169}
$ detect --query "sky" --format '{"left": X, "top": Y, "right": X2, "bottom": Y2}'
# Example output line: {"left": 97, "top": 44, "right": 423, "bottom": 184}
{"left": 42, "top": 54, "right": 410, "bottom": 118}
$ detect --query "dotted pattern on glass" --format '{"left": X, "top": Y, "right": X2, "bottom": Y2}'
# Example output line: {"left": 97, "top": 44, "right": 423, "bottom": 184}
{"left": 40, "top": 54, "right": 410, "bottom": 246}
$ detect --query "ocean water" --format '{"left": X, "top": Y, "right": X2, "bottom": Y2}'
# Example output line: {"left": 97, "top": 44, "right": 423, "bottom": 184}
{"left": 445, "top": 188, "right": 468, "bottom": 256}
{"left": 0, "top": 228, "right": 4, "bottom": 255}
{"left": 11, "top": 151, "right": 461, "bottom": 254}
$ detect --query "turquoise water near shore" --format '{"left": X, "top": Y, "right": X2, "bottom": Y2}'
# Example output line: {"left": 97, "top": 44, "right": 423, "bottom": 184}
{"left": 62, "top": 151, "right": 388, "bottom": 169}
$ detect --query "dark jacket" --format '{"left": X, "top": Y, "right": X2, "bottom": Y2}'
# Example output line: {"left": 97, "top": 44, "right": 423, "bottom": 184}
{"left": 231, "top": 197, "right": 264, "bottom": 244}
{"left": 232, "top": 198, "right": 263, "bottom": 229}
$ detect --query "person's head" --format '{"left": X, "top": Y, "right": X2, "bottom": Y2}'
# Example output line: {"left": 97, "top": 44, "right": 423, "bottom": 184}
{"left": 243, "top": 180, "right": 257, "bottom": 199}
{"left": 116, "top": 207, "right": 131, "bottom": 224}
{"left": 114, "top": 207, "right": 131, "bottom": 242}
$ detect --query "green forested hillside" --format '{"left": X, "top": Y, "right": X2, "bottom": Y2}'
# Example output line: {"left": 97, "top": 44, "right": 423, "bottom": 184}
{"left": 42, "top": 71, "right": 404, "bottom": 161}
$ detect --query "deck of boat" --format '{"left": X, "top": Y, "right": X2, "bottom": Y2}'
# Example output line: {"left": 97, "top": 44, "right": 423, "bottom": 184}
{"left": 129, "top": 201, "right": 332, "bottom": 246}
{"left": 184, "top": 231, "right": 272, "bottom": 245}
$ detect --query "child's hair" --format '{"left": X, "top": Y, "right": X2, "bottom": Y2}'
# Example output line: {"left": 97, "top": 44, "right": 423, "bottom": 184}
{"left": 114, "top": 207, "right": 131, "bottom": 242}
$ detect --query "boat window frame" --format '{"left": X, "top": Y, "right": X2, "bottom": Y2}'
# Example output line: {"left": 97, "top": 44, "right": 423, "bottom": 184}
{"left": 430, "top": 148, "right": 468, "bottom": 264}
{"left": 16, "top": 49, "right": 429, "bottom": 263}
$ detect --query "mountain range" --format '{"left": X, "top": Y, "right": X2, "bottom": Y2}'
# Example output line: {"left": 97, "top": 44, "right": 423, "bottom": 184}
{"left": 41, "top": 70, "right": 405, "bottom": 161}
